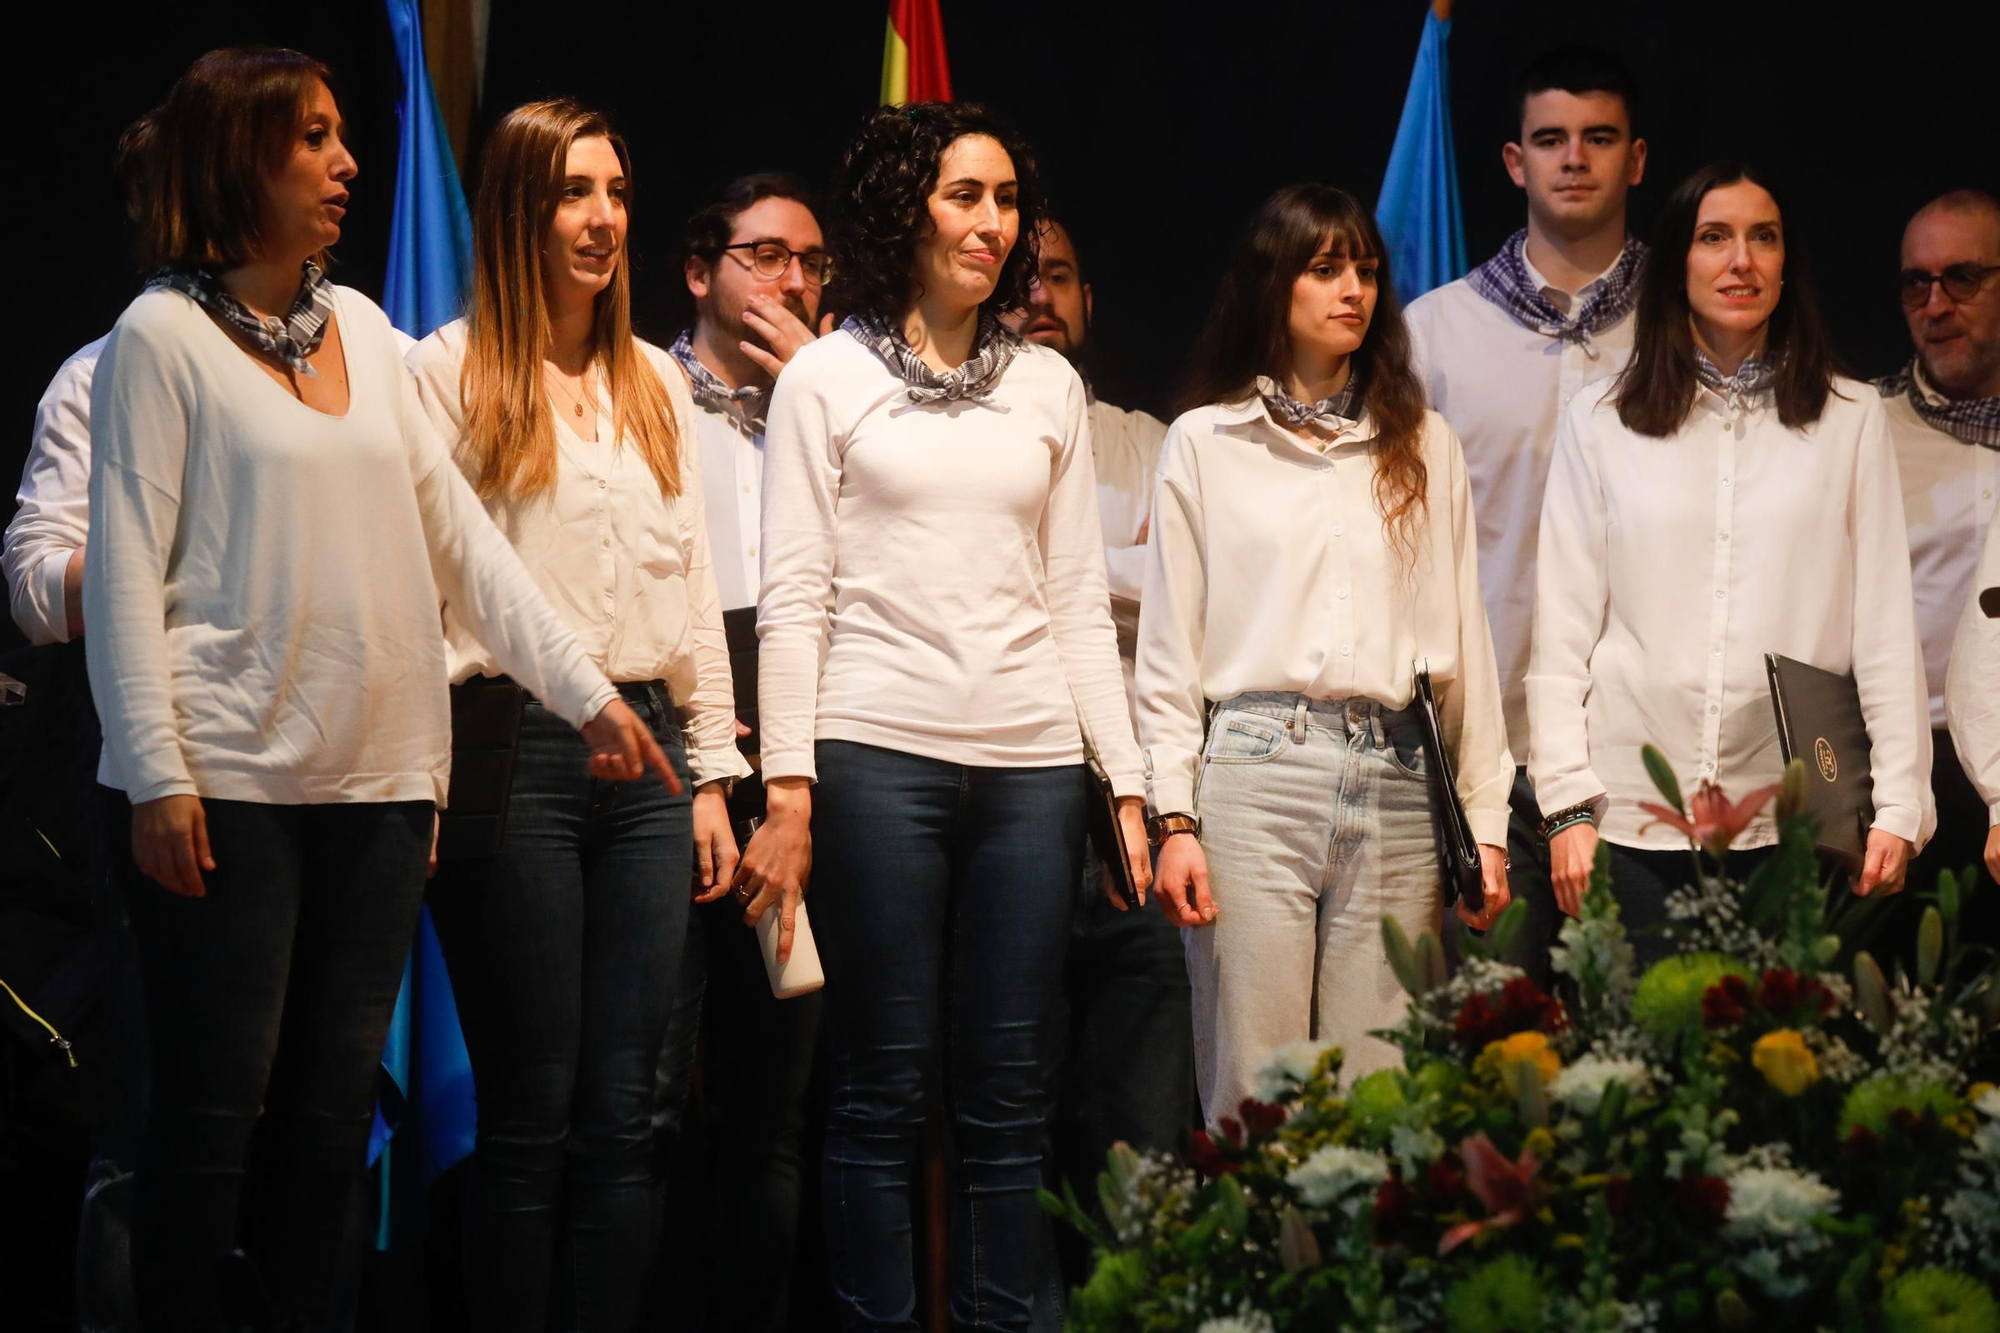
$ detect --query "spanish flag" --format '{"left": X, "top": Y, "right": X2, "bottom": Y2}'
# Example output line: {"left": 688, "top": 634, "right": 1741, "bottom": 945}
{"left": 880, "top": 0, "right": 952, "bottom": 105}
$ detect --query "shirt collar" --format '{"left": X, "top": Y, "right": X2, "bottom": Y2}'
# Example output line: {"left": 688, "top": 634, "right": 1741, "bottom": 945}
{"left": 1519, "top": 240, "right": 1625, "bottom": 313}
{"left": 1211, "top": 392, "right": 1374, "bottom": 453}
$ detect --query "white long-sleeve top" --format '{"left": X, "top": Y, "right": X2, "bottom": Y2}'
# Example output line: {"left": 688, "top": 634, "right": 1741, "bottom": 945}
{"left": 1945, "top": 507, "right": 2000, "bottom": 823}
{"left": 406, "top": 322, "right": 748, "bottom": 789}
{"left": 1529, "top": 376, "right": 1934, "bottom": 850}
{"left": 1134, "top": 398, "right": 1514, "bottom": 842}
{"left": 85, "top": 284, "right": 618, "bottom": 807}
{"left": 756, "top": 330, "right": 1142, "bottom": 795}
{"left": 5, "top": 339, "right": 104, "bottom": 644}
{"left": 1088, "top": 395, "right": 1168, "bottom": 721}
{"left": 1406, "top": 263, "right": 1637, "bottom": 758}
{"left": 1885, "top": 381, "right": 1998, "bottom": 728}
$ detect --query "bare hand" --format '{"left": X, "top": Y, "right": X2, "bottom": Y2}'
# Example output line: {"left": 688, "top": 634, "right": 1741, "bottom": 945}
{"left": 131, "top": 794, "right": 214, "bottom": 897}
{"left": 1855, "top": 827, "right": 1912, "bottom": 896}
{"left": 691, "top": 784, "right": 740, "bottom": 902}
{"left": 428, "top": 810, "right": 440, "bottom": 879}
{"left": 1549, "top": 821, "right": 1599, "bottom": 918}
{"left": 580, "top": 699, "right": 683, "bottom": 792}
{"left": 1455, "top": 843, "right": 1512, "bottom": 931}
{"left": 1986, "top": 824, "right": 2000, "bottom": 883}
{"left": 739, "top": 295, "right": 818, "bottom": 378}
{"left": 730, "top": 777, "right": 811, "bottom": 962}
{"left": 62, "top": 545, "right": 85, "bottom": 639}
{"left": 1100, "top": 797, "right": 1153, "bottom": 909}
{"left": 1155, "top": 831, "right": 1216, "bottom": 927}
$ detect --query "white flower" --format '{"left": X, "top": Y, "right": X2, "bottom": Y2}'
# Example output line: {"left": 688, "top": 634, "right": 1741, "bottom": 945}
{"left": 1253, "top": 1039, "right": 1334, "bottom": 1103}
{"left": 1389, "top": 1124, "right": 1446, "bottom": 1167}
{"left": 1548, "top": 1056, "right": 1651, "bottom": 1114}
{"left": 1723, "top": 1165, "right": 1840, "bottom": 1239}
{"left": 1975, "top": 1085, "right": 2000, "bottom": 1119}
{"left": 1197, "top": 1312, "right": 1275, "bottom": 1333}
{"left": 1287, "top": 1143, "right": 1389, "bottom": 1210}
{"left": 1737, "top": 1246, "right": 1811, "bottom": 1300}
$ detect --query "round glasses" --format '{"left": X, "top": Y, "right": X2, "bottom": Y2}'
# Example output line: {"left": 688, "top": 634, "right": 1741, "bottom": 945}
{"left": 718, "top": 241, "right": 833, "bottom": 285}
{"left": 1898, "top": 263, "right": 2000, "bottom": 309}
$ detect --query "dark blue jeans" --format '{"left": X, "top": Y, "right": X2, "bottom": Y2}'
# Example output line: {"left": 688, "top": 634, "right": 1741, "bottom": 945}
{"left": 1605, "top": 840, "right": 1778, "bottom": 969}
{"left": 110, "top": 791, "right": 432, "bottom": 1333}
{"left": 811, "top": 740, "right": 1087, "bottom": 1333}
{"left": 429, "top": 687, "right": 692, "bottom": 1333}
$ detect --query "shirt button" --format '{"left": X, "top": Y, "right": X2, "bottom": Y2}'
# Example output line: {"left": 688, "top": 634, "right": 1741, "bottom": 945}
{"left": 1332, "top": 525, "right": 1344, "bottom": 537}
{"left": 1336, "top": 587, "right": 1349, "bottom": 599}
{"left": 1715, "top": 589, "right": 1726, "bottom": 599}
{"left": 1721, "top": 477, "right": 1732, "bottom": 487}
{"left": 597, "top": 478, "right": 608, "bottom": 489}
{"left": 1709, "top": 704, "right": 1719, "bottom": 715}
{"left": 1719, "top": 531, "right": 1730, "bottom": 542}
{"left": 1340, "top": 644, "right": 1351, "bottom": 656}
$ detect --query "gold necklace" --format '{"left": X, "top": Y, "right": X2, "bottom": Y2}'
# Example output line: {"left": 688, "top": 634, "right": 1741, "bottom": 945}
{"left": 544, "top": 364, "right": 595, "bottom": 419}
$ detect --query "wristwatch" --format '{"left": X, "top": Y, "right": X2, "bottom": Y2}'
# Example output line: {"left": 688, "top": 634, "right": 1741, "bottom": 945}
{"left": 1146, "top": 812, "right": 1201, "bottom": 848}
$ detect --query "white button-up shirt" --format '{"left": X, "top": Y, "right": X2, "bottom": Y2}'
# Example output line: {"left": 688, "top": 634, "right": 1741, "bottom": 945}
{"left": 1087, "top": 395, "right": 1167, "bottom": 718}
{"left": 6, "top": 339, "right": 104, "bottom": 644}
{"left": 1135, "top": 399, "right": 1513, "bottom": 840}
{"left": 1945, "top": 507, "right": 2000, "bottom": 823}
{"left": 407, "top": 320, "right": 749, "bottom": 789}
{"left": 689, "top": 394, "right": 766, "bottom": 613}
{"left": 1406, "top": 257, "right": 1637, "bottom": 760}
{"left": 1885, "top": 367, "right": 1998, "bottom": 728}
{"left": 1529, "top": 375, "right": 1934, "bottom": 850}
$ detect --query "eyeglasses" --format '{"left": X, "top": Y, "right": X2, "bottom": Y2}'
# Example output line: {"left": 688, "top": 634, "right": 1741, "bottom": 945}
{"left": 1898, "top": 263, "right": 2000, "bottom": 309}
{"left": 717, "top": 241, "right": 833, "bottom": 285}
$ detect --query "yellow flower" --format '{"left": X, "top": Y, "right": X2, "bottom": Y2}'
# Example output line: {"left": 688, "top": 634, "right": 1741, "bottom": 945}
{"left": 1751, "top": 1030, "right": 1819, "bottom": 1096}
{"left": 1479, "top": 1031, "right": 1561, "bottom": 1084}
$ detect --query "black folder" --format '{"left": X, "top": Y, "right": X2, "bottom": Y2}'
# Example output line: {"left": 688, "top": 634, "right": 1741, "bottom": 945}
{"left": 724, "top": 607, "right": 759, "bottom": 757}
{"left": 1764, "top": 652, "right": 1873, "bottom": 868}
{"left": 1413, "top": 664, "right": 1484, "bottom": 913}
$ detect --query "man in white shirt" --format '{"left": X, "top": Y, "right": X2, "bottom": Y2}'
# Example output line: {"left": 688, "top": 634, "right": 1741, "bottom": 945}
{"left": 1404, "top": 47, "right": 1647, "bottom": 981}
{"left": 6, "top": 340, "right": 103, "bottom": 645}
{"left": 999, "top": 217, "right": 1189, "bottom": 1312}
{"left": 653, "top": 172, "right": 826, "bottom": 1333}
{"left": 1884, "top": 188, "right": 2000, "bottom": 907}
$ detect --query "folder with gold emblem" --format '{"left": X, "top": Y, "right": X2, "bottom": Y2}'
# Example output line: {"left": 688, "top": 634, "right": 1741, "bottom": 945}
{"left": 1764, "top": 652, "right": 1873, "bottom": 867}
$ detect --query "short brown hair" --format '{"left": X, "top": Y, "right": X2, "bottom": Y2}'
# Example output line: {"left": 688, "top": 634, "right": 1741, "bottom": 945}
{"left": 118, "top": 46, "right": 337, "bottom": 272}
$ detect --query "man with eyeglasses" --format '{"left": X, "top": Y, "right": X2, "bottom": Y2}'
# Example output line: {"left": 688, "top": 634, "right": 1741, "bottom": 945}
{"left": 1881, "top": 187, "right": 2000, "bottom": 912}
{"left": 998, "top": 217, "right": 1190, "bottom": 1324}
{"left": 653, "top": 172, "right": 828, "bottom": 1333}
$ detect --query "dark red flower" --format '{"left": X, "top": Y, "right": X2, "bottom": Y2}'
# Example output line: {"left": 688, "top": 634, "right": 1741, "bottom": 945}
{"left": 1674, "top": 1169, "right": 1730, "bottom": 1229}
{"left": 1454, "top": 976, "right": 1567, "bottom": 1050}
{"left": 1372, "top": 1172, "right": 1415, "bottom": 1245}
{"left": 1189, "top": 1130, "right": 1237, "bottom": 1178}
{"left": 1756, "top": 968, "right": 1832, "bottom": 1016}
{"left": 1604, "top": 1175, "right": 1634, "bottom": 1219}
{"left": 1888, "top": 1108, "right": 1938, "bottom": 1143}
{"left": 1842, "top": 1126, "right": 1879, "bottom": 1159}
{"left": 1238, "top": 1098, "right": 1286, "bottom": 1139}
{"left": 1702, "top": 975, "right": 1752, "bottom": 1030}
{"left": 1217, "top": 1115, "right": 1244, "bottom": 1147}
{"left": 1427, "top": 1157, "right": 1466, "bottom": 1198}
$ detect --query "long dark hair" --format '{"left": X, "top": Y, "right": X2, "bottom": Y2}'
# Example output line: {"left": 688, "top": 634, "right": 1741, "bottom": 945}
{"left": 1178, "top": 184, "right": 1432, "bottom": 556}
{"left": 826, "top": 102, "right": 1045, "bottom": 322}
{"left": 1614, "top": 162, "right": 1842, "bottom": 436}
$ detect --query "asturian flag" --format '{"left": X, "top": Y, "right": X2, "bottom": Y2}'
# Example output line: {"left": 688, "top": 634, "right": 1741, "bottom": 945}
{"left": 1376, "top": 2, "right": 1468, "bottom": 301}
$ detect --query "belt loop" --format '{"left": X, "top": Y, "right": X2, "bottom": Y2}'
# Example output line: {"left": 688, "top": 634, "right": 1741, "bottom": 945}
{"left": 1292, "top": 697, "right": 1309, "bottom": 744}
{"left": 1371, "top": 705, "right": 1386, "bottom": 749}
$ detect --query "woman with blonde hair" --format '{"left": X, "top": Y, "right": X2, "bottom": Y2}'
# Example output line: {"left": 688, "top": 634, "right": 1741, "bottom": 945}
{"left": 408, "top": 98, "right": 745, "bottom": 1331}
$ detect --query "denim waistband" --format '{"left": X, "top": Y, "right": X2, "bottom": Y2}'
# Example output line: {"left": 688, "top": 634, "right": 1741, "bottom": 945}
{"left": 1211, "top": 691, "right": 1418, "bottom": 747}
{"left": 510, "top": 676, "right": 674, "bottom": 719}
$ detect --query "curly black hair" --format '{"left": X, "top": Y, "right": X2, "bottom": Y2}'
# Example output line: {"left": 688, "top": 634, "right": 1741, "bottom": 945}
{"left": 826, "top": 102, "right": 1045, "bottom": 322}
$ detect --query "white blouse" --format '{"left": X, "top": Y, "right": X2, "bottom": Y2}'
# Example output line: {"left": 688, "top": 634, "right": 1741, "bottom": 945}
{"left": 85, "top": 285, "right": 616, "bottom": 807}
{"left": 5, "top": 339, "right": 102, "bottom": 645}
{"left": 1133, "top": 398, "right": 1513, "bottom": 842}
{"left": 406, "top": 321, "right": 749, "bottom": 790}
{"left": 1529, "top": 375, "right": 1934, "bottom": 850}
{"left": 1945, "top": 508, "right": 1999, "bottom": 824}
{"left": 756, "top": 330, "right": 1142, "bottom": 794}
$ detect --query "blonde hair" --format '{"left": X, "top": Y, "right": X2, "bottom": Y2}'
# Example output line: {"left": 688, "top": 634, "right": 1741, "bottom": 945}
{"left": 460, "top": 98, "right": 680, "bottom": 501}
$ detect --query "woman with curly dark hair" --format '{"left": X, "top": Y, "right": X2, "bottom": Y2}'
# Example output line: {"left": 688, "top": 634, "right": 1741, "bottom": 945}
{"left": 734, "top": 101, "right": 1150, "bottom": 1330}
{"left": 1135, "top": 184, "right": 1513, "bottom": 1120}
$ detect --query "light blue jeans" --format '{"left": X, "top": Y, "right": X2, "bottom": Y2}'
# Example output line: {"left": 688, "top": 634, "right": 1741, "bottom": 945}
{"left": 1185, "top": 693, "right": 1443, "bottom": 1123}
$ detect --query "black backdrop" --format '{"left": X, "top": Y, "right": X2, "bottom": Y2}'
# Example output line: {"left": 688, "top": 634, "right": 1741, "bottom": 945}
{"left": 12, "top": 0, "right": 1998, "bottom": 612}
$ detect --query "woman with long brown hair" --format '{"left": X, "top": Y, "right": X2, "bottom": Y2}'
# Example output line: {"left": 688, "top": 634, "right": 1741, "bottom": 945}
{"left": 87, "top": 51, "right": 672, "bottom": 1331}
{"left": 1135, "top": 183, "right": 1512, "bottom": 1121}
{"left": 1530, "top": 162, "right": 1932, "bottom": 960}
{"left": 406, "top": 99, "right": 745, "bottom": 1331}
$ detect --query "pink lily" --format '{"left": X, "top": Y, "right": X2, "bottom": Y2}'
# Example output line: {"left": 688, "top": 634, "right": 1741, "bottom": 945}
{"left": 1638, "top": 780, "right": 1781, "bottom": 859}
{"left": 1437, "top": 1133, "right": 1543, "bottom": 1256}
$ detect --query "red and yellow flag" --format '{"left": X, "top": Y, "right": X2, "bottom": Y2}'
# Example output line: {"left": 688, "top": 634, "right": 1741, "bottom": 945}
{"left": 880, "top": 0, "right": 952, "bottom": 106}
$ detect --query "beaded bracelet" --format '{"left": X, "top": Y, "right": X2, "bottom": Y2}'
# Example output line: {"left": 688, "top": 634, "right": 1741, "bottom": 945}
{"left": 1537, "top": 801, "right": 1599, "bottom": 841}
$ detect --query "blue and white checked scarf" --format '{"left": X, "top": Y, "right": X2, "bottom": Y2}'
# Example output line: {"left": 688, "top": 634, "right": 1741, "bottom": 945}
{"left": 1465, "top": 230, "right": 1647, "bottom": 358}
{"left": 669, "top": 330, "right": 771, "bottom": 435}
{"left": 1693, "top": 348, "right": 1777, "bottom": 412}
{"left": 844, "top": 311, "right": 1020, "bottom": 405}
{"left": 147, "top": 261, "right": 335, "bottom": 377}
{"left": 1876, "top": 357, "right": 1999, "bottom": 450}
{"left": 1255, "top": 373, "right": 1363, "bottom": 430}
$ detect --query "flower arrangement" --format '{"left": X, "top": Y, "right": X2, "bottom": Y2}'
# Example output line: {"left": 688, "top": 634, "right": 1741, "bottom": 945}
{"left": 1046, "top": 751, "right": 2000, "bottom": 1332}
